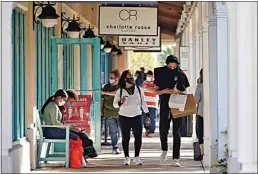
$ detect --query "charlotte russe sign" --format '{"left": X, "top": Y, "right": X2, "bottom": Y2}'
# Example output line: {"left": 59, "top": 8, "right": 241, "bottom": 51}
{"left": 118, "top": 27, "right": 160, "bottom": 47}
{"left": 99, "top": 6, "right": 158, "bottom": 36}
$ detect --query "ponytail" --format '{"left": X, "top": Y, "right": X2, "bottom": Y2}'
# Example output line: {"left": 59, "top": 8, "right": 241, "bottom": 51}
{"left": 41, "top": 89, "right": 68, "bottom": 114}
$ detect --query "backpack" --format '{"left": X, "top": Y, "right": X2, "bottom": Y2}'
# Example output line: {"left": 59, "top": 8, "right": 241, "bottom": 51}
{"left": 119, "top": 85, "right": 143, "bottom": 109}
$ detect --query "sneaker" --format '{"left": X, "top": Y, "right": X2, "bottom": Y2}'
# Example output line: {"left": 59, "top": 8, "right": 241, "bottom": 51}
{"left": 112, "top": 149, "right": 121, "bottom": 155}
{"left": 82, "top": 157, "right": 87, "bottom": 168}
{"left": 173, "top": 159, "right": 181, "bottom": 167}
{"left": 147, "top": 133, "right": 155, "bottom": 137}
{"left": 145, "top": 130, "right": 149, "bottom": 137}
{"left": 160, "top": 151, "right": 168, "bottom": 163}
{"left": 133, "top": 157, "right": 143, "bottom": 165}
{"left": 124, "top": 157, "right": 130, "bottom": 166}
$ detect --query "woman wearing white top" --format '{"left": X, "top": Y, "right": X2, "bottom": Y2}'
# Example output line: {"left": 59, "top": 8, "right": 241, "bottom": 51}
{"left": 113, "top": 70, "right": 150, "bottom": 166}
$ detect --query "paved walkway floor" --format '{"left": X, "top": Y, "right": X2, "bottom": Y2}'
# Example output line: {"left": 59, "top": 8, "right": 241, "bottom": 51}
{"left": 32, "top": 136, "right": 208, "bottom": 173}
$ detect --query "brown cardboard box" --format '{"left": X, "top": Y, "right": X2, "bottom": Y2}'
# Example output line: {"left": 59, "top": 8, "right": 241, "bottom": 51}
{"left": 171, "top": 94, "right": 197, "bottom": 118}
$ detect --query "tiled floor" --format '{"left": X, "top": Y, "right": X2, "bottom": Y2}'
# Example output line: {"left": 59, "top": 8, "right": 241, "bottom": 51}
{"left": 32, "top": 135, "right": 208, "bottom": 173}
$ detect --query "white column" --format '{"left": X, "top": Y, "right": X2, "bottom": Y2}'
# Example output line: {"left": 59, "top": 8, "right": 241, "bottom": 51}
{"left": 0, "top": 2, "right": 14, "bottom": 173}
{"left": 175, "top": 38, "right": 180, "bottom": 58}
{"left": 192, "top": 7, "right": 200, "bottom": 141}
{"left": 202, "top": 22, "right": 210, "bottom": 167}
{"left": 226, "top": 2, "right": 241, "bottom": 172}
{"left": 216, "top": 1, "right": 228, "bottom": 160}
{"left": 236, "top": 2, "right": 257, "bottom": 173}
{"left": 181, "top": 33, "right": 184, "bottom": 46}
{"left": 198, "top": 3, "right": 203, "bottom": 70}
{"left": 203, "top": 2, "right": 219, "bottom": 171}
{"left": 194, "top": 6, "right": 199, "bottom": 85}
{"left": 188, "top": 18, "right": 196, "bottom": 140}
{"left": 189, "top": 14, "right": 196, "bottom": 94}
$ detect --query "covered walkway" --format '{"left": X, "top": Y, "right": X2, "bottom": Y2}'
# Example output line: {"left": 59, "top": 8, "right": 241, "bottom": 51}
{"left": 0, "top": 1, "right": 257, "bottom": 174}
{"left": 32, "top": 126, "right": 207, "bottom": 173}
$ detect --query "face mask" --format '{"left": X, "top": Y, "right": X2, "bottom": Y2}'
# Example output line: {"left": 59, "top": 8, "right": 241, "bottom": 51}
{"left": 59, "top": 100, "right": 66, "bottom": 106}
{"left": 109, "top": 79, "right": 115, "bottom": 84}
{"left": 126, "top": 77, "right": 135, "bottom": 84}
{"left": 168, "top": 66, "right": 177, "bottom": 70}
{"left": 147, "top": 77, "right": 152, "bottom": 82}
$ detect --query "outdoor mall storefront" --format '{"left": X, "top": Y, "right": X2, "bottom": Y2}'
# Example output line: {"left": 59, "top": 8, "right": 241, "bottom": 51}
{"left": 1, "top": 1, "right": 257, "bottom": 173}
{"left": 0, "top": 2, "right": 128, "bottom": 173}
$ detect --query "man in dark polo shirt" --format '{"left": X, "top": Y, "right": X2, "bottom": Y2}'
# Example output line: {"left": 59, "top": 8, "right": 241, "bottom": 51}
{"left": 154, "top": 55, "right": 190, "bottom": 167}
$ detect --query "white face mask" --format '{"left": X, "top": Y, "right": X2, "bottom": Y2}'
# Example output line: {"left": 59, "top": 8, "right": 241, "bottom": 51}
{"left": 109, "top": 79, "right": 116, "bottom": 84}
{"left": 147, "top": 77, "right": 152, "bottom": 82}
{"left": 59, "top": 100, "right": 66, "bottom": 106}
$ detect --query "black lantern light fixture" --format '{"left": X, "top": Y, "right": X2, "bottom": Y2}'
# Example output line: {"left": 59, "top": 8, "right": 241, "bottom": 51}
{"left": 100, "top": 37, "right": 105, "bottom": 49}
{"left": 61, "top": 12, "right": 81, "bottom": 38}
{"left": 81, "top": 24, "right": 96, "bottom": 38}
{"left": 103, "top": 41, "right": 112, "bottom": 53}
{"left": 111, "top": 45, "right": 119, "bottom": 55}
{"left": 116, "top": 49, "right": 123, "bottom": 56}
{"left": 33, "top": 1, "right": 60, "bottom": 30}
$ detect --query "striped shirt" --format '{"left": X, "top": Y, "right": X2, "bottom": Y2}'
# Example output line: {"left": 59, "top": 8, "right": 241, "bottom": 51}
{"left": 142, "top": 81, "right": 159, "bottom": 108}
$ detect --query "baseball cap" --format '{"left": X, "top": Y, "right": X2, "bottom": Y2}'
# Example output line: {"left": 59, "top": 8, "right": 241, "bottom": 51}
{"left": 165, "top": 55, "right": 180, "bottom": 65}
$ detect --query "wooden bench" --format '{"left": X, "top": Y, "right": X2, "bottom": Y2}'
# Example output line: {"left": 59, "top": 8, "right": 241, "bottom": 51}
{"left": 36, "top": 110, "right": 70, "bottom": 168}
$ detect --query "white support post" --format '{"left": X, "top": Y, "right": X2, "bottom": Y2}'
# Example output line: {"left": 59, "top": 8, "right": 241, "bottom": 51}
{"left": 202, "top": 21, "right": 211, "bottom": 167}
{"left": 189, "top": 13, "right": 196, "bottom": 94}
{"left": 226, "top": 2, "right": 241, "bottom": 172}
{"left": 0, "top": 2, "right": 14, "bottom": 173}
{"left": 188, "top": 18, "right": 197, "bottom": 140}
{"left": 216, "top": 1, "right": 228, "bottom": 161}
{"left": 236, "top": 2, "right": 257, "bottom": 173}
{"left": 194, "top": 5, "right": 199, "bottom": 84}
{"left": 198, "top": 3, "right": 203, "bottom": 70}
{"left": 203, "top": 2, "right": 219, "bottom": 171}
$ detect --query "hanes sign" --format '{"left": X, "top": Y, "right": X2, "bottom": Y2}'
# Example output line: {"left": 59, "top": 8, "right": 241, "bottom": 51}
{"left": 99, "top": 6, "right": 158, "bottom": 36}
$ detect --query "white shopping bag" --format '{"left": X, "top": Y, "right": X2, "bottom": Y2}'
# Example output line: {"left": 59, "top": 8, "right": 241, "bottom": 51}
{"left": 169, "top": 94, "right": 188, "bottom": 111}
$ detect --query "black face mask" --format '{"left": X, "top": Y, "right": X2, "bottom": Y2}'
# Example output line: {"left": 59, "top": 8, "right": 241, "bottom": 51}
{"left": 126, "top": 77, "right": 135, "bottom": 84}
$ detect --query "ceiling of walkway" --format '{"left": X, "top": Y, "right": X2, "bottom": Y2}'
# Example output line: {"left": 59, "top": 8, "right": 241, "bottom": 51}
{"left": 158, "top": 2, "right": 186, "bottom": 36}
{"left": 66, "top": 1, "right": 186, "bottom": 37}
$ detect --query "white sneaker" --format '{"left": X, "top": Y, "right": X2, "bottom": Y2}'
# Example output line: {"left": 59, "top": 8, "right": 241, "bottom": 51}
{"left": 133, "top": 157, "right": 143, "bottom": 165}
{"left": 160, "top": 151, "right": 168, "bottom": 163}
{"left": 173, "top": 159, "right": 181, "bottom": 167}
{"left": 124, "top": 157, "right": 130, "bottom": 166}
{"left": 82, "top": 157, "right": 87, "bottom": 168}
{"left": 112, "top": 149, "right": 121, "bottom": 155}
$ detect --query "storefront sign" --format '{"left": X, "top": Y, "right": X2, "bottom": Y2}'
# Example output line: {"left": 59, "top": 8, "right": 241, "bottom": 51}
{"left": 63, "top": 95, "right": 92, "bottom": 133}
{"left": 124, "top": 46, "right": 161, "bottom": 52}
{"left": 179, "top": 46, "right": 189, "bottom": 71}
{"left": 99, "top": 6, "right": 158, "bottom": 36}
{"left": 118, "top": 27, "right": 160, "bottom": 47}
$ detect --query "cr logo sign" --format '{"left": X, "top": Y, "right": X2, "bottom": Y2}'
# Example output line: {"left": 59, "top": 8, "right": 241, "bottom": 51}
{"left": 119, "top": 9, "right": 138, "bottom": 21}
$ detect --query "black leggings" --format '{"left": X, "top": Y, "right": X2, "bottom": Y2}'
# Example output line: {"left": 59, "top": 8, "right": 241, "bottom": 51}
{"left": 159, "top": 95, "right": 182, "bottom": 159}
{"left": 196, "top": 115, "right": 204, "bottom": 144}
{"left": 119, "top": 115, "right": 143, "bottom": 157}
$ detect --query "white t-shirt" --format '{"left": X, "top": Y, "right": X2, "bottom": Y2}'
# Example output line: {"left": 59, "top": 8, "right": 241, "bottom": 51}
{"left": 113, "top": 85, "right": 149, "bottom": 117}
